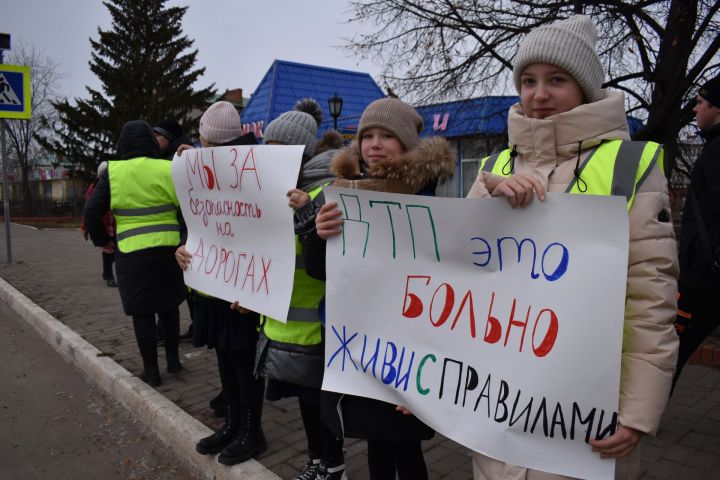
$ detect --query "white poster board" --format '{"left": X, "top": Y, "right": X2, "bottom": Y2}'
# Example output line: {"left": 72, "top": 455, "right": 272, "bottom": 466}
{"left": 172, "top": 145, "right": 302, "bottom": 321}
{"left": 323, "top": 188, "right": 629, "bottom": 480}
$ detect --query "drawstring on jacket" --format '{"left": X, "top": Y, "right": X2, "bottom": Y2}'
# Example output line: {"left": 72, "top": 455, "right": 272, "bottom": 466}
{"left": 501, "top": 145, "right": 518, "bottom": 175}
{"left": 572, "top": 141, "right": 588, "bottom": 192}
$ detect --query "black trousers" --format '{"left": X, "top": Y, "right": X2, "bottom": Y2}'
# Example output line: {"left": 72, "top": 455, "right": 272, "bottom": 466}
{"left": 102, "top": 251, "right": 115, "bottom": 280}
{"left": 298, "top": 389, "right": 344, "bottom": 467}
{"left": 367, "top": 439, "right": 428, "bottom": 480}
{"left": 673, "top": 284, "right": 720, "bottom": 389}
{"left": 216, "top": 347, "right": 264, "bottom": 411}
{"left": 132, "top": 307, "right": 180, "bottom": 368}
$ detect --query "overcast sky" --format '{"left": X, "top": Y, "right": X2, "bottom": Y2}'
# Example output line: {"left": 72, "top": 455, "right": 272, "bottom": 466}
{"left": 2, "top": 0, "right": 382, "bottom": 100}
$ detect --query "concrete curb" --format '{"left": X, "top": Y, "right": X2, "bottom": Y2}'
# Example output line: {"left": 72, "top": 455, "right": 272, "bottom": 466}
{"left": 0, "top": 276, "right": 280, "bottom": 480}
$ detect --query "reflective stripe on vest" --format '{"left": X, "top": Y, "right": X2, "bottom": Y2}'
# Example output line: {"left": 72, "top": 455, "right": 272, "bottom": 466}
{"left": 113, "top": 204, "right": 177, "bottom": 216}
{"left": 262, "top": 184, "right": 327, "bottom": 346}
{"left": 478, "top": 140, "right": 663, "bottom": 210}
{"left": 565, "top": 140, "right": 662, "bottom": 209}
{"left": 480, "top": 150, "right": 512, "bottom": 174}
{"left": 109, "top": 157, "right": 180, "bottom": 253}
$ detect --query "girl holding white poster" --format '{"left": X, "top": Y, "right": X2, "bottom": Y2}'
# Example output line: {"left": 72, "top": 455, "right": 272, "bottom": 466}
{"left": 313, "top": 97, "right": 455, "bottom": 480}
{"left": 251, "top": 99, "right": 350, "bottom": 480}
{"left": 466, "top": 15, "right": 679, "bottom": 480}
{"left": 174, "top": 101, "right": 267, "bottom": 466}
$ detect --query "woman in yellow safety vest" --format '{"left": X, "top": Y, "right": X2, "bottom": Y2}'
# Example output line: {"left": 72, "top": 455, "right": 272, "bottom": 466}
{"left": 464, "top": 15, "right": 678, "bottom": 480}
{"left": 84, "top": 120, "right": 186, "bottom": 387}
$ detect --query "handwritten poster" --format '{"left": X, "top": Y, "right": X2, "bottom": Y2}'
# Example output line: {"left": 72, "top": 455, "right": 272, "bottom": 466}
{"left": 172, "top": 145, "right": 303, "bottom": 321}
{"left": 322, "top": 188, "right": 629, "bottom": 480}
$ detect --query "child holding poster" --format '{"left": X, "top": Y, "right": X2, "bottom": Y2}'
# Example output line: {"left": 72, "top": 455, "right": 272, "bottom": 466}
{"left": 313, "top": 97, "right": 455, "bottom": 480}
{"left": 174, "top": 101, "right": 267, "bottom": 466}
{"left": 465, "top": 15, "right": 679, "bottom": 480}
{"left": 249, "top": 98, "right": 352, "bottom": 480}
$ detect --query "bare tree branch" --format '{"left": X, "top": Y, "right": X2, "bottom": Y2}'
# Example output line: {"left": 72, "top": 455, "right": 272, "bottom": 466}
{"left": 3, "top": 42, "right": 61, "bottom": 208}
{"left": 345, "top": 0, "right": 719, "bottom": 181}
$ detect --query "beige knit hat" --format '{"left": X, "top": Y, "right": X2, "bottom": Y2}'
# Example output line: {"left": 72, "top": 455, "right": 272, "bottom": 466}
{"left": 513, "top": 15, "right": 605, "bottom": 103}
{"left": 358, "top": 97, "right": 424, "bottom": 151}
{"left": 199, "top": 101, "right": 244, "bottom": 144}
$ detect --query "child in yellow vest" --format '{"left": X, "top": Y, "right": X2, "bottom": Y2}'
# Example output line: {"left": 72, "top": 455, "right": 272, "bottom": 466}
{"left": 466, "top": 15, "right": 678, "bottom": 480}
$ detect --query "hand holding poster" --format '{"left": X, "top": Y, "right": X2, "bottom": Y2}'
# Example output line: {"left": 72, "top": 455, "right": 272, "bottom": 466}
{"left": 322, "top": 188, "right": 629, "bottom": 480}
{"left": 171, "top": 145, "right": 303, "bottom": 321}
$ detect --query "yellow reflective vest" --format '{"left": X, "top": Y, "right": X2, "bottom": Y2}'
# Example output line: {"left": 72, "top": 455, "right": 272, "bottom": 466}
{"left": 478, "top": 140, "right": 664, "bottom": 209}
{"left": 262, "top": 185, "right": 326, "bottom": 346}
{"left": 109, "top": 157, "right": 181, "bottom": 253}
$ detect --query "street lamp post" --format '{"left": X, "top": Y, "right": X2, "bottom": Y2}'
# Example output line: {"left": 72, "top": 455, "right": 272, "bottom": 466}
{"left": 328, "top": 93, "right": 343, "bottom": 131}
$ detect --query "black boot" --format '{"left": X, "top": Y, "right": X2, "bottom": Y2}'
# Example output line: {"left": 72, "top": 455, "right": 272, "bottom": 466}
{"left": 156, "top": 322, "right": 164, "bottom": 346}
{"left": 166, "top": 351, "right": 182, "bottom": 373}
{"left": 209, "top": 390, "right": 226, "bottom": 417}
{"left": 159, "top": 308, "right": 182, "bottom": 373}
{"left": 166, "top": 339, "right": 182, "bottom": 374}
{"left": 218, "top": 408, "right": 267, "bottom": 465}
{"left": 133, "top": 315, "right": 161, "bottom": 387}
{"left": 196, "top": 405, "right": 240, "bottom": 455}
{"left": 139, "top": 364, "right": 161, "bottom": 386}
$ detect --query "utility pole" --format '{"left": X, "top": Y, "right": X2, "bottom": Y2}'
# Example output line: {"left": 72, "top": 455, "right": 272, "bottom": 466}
{"left": 1, "top": 119, "right": 10, "bottom": 263}
{"left": 0, "top": 33, "right": 11, "bottom": 263}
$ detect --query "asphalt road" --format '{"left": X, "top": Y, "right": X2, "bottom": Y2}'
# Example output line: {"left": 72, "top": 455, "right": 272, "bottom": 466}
{"left": 0, "top": 300, "right": 199, "bottom": 480}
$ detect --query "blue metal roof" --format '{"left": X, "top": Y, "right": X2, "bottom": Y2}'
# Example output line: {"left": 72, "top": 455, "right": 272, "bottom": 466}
{"left": 241, "top": 61, "right": 644, "bottom": 141}
{"left": 241, "top": 60, "right": 385, "bottom": 138}
{"left": 415, "top": 96, "right": 645, "bottom": 138}
{"left": 415, "top": 96, "right": 518, "bottom": 138}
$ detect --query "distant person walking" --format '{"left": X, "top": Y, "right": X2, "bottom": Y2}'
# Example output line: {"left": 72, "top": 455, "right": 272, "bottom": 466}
{"left": 84, "top": 120, "right": 186, "bottom": 387}
{"left": 81, "top": 161, "right": 117, "bottom": 287}
{"left": 674, "top": 75, "right": 720, "bottom": 386}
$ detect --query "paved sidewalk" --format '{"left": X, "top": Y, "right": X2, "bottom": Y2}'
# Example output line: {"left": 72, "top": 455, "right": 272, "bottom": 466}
{"left": 1, "top": 223, "right": 719, "bottom": 479}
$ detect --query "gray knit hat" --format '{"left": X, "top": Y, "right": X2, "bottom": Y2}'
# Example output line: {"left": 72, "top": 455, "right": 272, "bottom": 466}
{"left": 358, "top": 97, "right": 424, "bottom": 151}
{"left": 263, "top": 99, "right": 322, "bottom": 157}
{"left": 199, "top": 101, "right": 243, "bottom": 144}
{"left": 513, "top": 15, "right": 605, "bottom": 103}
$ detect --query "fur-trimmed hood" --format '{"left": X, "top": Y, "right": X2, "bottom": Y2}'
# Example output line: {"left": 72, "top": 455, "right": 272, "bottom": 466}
{"left": 330, "top": 136, "right": 455, "bottom": 194}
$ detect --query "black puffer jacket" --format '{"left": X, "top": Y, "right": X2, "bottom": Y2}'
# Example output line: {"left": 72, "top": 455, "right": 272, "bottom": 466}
{"left": 84, "top": 120, "right": 186, "bottom": 315}
{"left": 679, "top": 123, "right": 720, "bottom": 290}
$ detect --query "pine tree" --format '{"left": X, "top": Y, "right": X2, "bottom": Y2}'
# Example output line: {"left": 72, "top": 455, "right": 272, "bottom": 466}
{"left": 42, "top": 0, "right": 215, "bottom": 174}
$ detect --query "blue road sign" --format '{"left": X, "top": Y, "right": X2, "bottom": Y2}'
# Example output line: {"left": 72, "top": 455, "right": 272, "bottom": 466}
{"left": 0, "top": 64, "right": 31, "bottom": 119}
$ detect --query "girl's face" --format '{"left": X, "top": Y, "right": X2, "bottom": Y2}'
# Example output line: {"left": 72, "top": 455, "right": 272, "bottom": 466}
{"left": 520, "top": 63, "right": 585, "bottom": 119}
{"left": 360, "top": 127, "right": 404, "bottom": 167}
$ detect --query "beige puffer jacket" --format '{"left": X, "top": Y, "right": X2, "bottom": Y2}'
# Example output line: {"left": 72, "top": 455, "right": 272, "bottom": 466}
{"left": 468, "top": 91, "right": 678, "bottom": 477}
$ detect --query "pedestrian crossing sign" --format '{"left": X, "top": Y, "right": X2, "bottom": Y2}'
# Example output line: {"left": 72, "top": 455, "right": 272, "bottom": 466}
{"left": 0, "top": 64, "right": 31, "bottom": 119}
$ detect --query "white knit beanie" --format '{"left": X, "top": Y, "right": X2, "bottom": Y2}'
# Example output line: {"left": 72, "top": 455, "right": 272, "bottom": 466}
{"left": 199, "top": 101, "right": 244, "bottom": 144}
{"left": 513, "top": 15, "right": 605, "bottom": 103}
{"left": 263, "top": 99, "right": 322, "bottom": 157}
